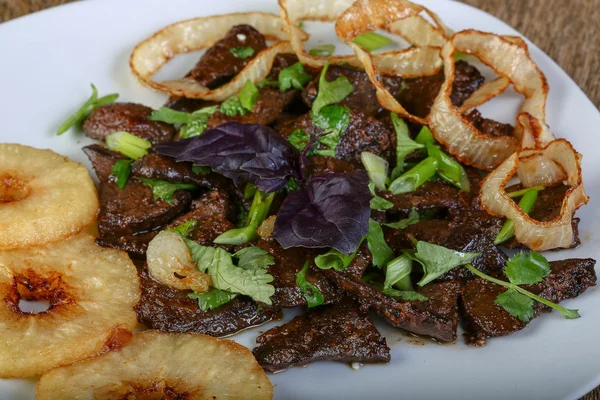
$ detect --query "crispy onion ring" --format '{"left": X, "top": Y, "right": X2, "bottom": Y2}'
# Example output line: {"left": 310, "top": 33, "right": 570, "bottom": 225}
{"left": 428, "top": 30, "right": 553, "bottom": 170}
{"left": 479, "top": 139, "right": 588, "bottom": 251}
{"left": 129, "top": 12, "right": 305, "bottom": 100}
{"left": 333, "top": 0, "right": 448, "bottom": 124}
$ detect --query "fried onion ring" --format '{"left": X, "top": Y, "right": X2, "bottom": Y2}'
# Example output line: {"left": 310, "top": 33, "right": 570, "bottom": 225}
{"left": 479, "top": 139, "right": 588, "bottom": 251}
{"left": 428, "top": 30, "right": 552, "bottom": 170}
{"left": 37, "top": 330, "right": 273, "bottom": 400}
{"left": 0, "top": 233, "right": 140, "bottom": 378}
{"left": 130, "top": 12, "right": 305, "bottom": 100}
{"left": 0, "top": 144, "right": 99, "bottom": 249}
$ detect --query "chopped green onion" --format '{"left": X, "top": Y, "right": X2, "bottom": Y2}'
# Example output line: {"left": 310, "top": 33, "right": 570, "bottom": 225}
{"left": 388, "top": 157, "right": 438, "bottom": 195}
{"left": 353, "top": 32, "right": 392, "bottom": 52}
{"left": 314, "top": 246, "right": 359, "bottom": 271}
{"left": 214, "top": 190, "right": 274, "bottom": 245}
{"left": 244, "top": 183, "right": 257, "bottom": 200}
{"left": 297, "top": 261, "right": 325, "bottom": 308}
{"left": 390, "top": 113, "right": 424, "bottom": 179}
{"left": 367, "top": 219, "right": 394, "bottom": 269}
{"left": 494, "top": 188, "right": 540, "bottom": 245}
{"left": 426, "top": 144, "right": 470, "bottom": 192}
{"left": 188, "top": 289, "right": 237, "bottom": 311}
{"left": 361, "top": 152, "right": 389, "bottom": 190}
{"left": 308, "top": 44, "right": 335, "bottom": 57}
{"left": 507, "top": 185, "right": 545, "bottom": 198}
{"left": 57, "top": 84, "right": 119, "bottom": 135}
{"left": 105, "top": 131, "right": 151, "bottom": 160}
{"left": 414, "top": 126, "right": 435, "bottom": 146}
{"left": 384, "top": 255, "right": 413, "bottom": 291}
{"left": 109, "top": 159, "right": 133, "bottom": 190}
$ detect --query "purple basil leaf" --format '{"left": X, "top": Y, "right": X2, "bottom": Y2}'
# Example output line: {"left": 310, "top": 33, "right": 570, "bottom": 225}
{"left": 153, "top": 137, "right": 194, "bottom": 157}
{"left": 155, "top": 122, "right": 300, "bottom": 192}
{"left": 273, "top": 171, "right": 372, "bottom": 255}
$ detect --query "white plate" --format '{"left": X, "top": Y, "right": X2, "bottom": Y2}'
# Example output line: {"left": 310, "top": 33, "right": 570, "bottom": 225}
{"left": 1, "top": 0, "right": 599, "bottom": 399}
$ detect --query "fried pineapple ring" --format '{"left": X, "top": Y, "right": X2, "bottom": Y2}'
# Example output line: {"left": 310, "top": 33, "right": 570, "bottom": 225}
{"left": 37, "top": 330, "right": 273, "bottom": 400}
{"left": 0, "top": 233, "right": 140, "bottom": 378}
{"left": 0, "top": 144, "right": 99, "bottom": 249}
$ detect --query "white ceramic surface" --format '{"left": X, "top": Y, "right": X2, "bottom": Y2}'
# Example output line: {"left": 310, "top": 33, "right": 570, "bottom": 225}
{"left": 1, "top": 1, "right": 599, "bottom": 399}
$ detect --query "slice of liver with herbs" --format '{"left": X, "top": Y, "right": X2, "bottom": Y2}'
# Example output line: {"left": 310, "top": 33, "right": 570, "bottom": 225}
{"left": 252, "top": 297, "right": 390, "bottom": 372}
{"left": 323, "top": 270, "right": 461, "bottom": 342}
{"left": 461, "top": 258, "right": 596, "bottom": 346}
{"left": 136, "top": 267, "right": 281, "bottom": 336}
{"left": 256, "top": 238, "right": 343, "bottom": 308}
{"left": 302, "top": 64, "right": 403, "bottom": 117}
{"left": 83, "top": 144, "right": 191, "bottom": 253}
{"left": 463, "top": 109, "right": 514, "bottom": 137}
{"left": 276, "top": 109, "right": 395, "bottom": 165}
{"left": 83, "top": 103, "right": 175, "bottom": 145}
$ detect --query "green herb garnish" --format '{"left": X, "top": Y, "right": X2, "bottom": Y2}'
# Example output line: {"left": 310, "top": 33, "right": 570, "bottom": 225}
{"left": 314, "top": 244, "right": 361, "bottom": 271}
{"left": 166, "top": 220, "right": 198, "bottom": 237}
{"left": 110, "top": 159, "right": 133, "bottom": 190}
{"left": 297, "top": 261, "right": 325, "bottom": 308}
{"left": 229, "top": 46, "right": 255, "bottom": 59}
{"left": 105, "top": 131, "right": 151, "bottom": 160}
{"left": 411, "top": 241, "right": 480, "bottom": 286}
{"left": 287, "top": 128, "right": 311, "bottom": 151}
{"left": 353, "top": 32, "right": 392, "bottom": 52}
{"left": 138, "top": 178, "right": 197, "bottom": 205}
{"left": 367, "top": 219, "right": 394, "bottom": 269}
{"left": 385, "top": 208, "right": 419, "bottom": 229}
{"left": 312, "top": 105, "right": 351, "bottom": 157}
{"left": 149, "top": 106, "right": 218, "bottom": 139}
{"left": 308, "top": 44, "right": 335, "bottom": 57}
{"left": 220, "top": 96, "right": 247, "bottom": 117}
{"left": 494, "top": 187, "right": 540, "bottom": 245}
{"left": 388, "top": 157, "right": 438, "bottom": 195}
{"left": 368, "top": 182, "right": 393, "bottom": 210}
{"left": 239, "top": 80, "right": 259, "bottom": 111}
{"left": 233, "top": 247, "right": 275, "bottom": 271}
{"left": 57, "top": 84, "right": 118, "bottom": 135}
{"left": 188, "top": 289, "right": 237, "bottom": 311}
{"left": 384, "top": 254, "right": 413, "bottom": 291}
{"left": 311, "top": 62, "right": 354, "bottom": 115}
{"left": 507, "top": 185, "right": 545, "bottom": 198}
{"left": 390, "top": 113, "right": 424, "bottom": 179}
{"left": 278, "top": 62, "right": 312, "bottom": 92}
{"left": 361, "top": 152, "right": 389, "bottom": 190}
{"left": 192, "top": 165, "right": 211, "bottom": 175}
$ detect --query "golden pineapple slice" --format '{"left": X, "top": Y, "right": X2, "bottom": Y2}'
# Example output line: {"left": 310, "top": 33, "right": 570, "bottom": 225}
{"left": 37, "top": 330, "right": 274, "bottom": 400}
{"left": 0, "top": 233, "right": 140, "bottom": 378}
{"left": 0, "top": 144, "right": 99, "bottom": 249}
{"left": 146, "top": 231, "right": 210, "bottom": 293}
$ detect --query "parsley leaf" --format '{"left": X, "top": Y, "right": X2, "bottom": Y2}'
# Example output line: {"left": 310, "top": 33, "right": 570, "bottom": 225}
{"left": 494, "top": 288, "right": 535, "bottom": 322}
{"left": 57, "top": 84, "right": 119, "bottom": 135}
{"left": 504, "top": 251, "right": 551, "bottom": 285}
{"left": 239, "top": 80, "right": 259, "bottom": 111}
{"left": 110, "top": 159, "right": 132, "bottom": 190}
{"left": 220, "top": 96, "right": 247, "bottom": 117}
{"left": 166, "top": 220, "right": 198, "bottom": 237}
{"left": 287, "top": 128, "right": 310, "bottom": 151}
{"left": 385, "top": 208, "right": 419, "bottom": 229}
{"left": 311, "top": 62, "right": 354, "bottom": 114}
{"left": 233, "top": 247, "right": 275, "bottom": 271}
{"left": 296, "top": 261, "right": 325, "bottom": 308}
{"left": 184, "top": 240, "right": 275, "bottom": 304}
{"left": 308, "top": 44, "right": 335, "bottom": 57}
{"left": 229, "top": 46, "right": 255, "bottom": 59}
{"left": 368, "top": 182, "right": 393, "bottom": 210}
{"left": 278, "top": 62, "right": 312, "bottom": 92}
{"left": 367, "top": 219, "right": 394, "bottom": 269}
{"left": 138, "top": 178, "right": 197, "bottom": 205}
{"left": 384, "top": 254, "right": 413, "bottom": 291}
{"left": 188, "top": 289, "right": 237, "bottom": 311}
{"left": 413, "top": 241, "right": 480, "bottom": 286}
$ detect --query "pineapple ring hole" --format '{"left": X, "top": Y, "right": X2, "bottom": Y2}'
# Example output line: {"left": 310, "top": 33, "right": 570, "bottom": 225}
{"left": 6, "top": 270, "right": 74, "bottom": 316}
{"left": 0, "top": 172, "right": 31, "bottom": 203}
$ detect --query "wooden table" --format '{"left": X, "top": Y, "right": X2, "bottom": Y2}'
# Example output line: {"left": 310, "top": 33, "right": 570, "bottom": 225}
{"left": 1, "top": 0, "right": 599, "bottom": 398}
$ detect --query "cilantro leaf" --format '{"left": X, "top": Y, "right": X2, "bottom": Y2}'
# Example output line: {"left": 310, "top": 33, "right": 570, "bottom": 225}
{"left": 239, "top": 80, "right": 259, "bottom": 111}
{"left": 256, "top": 78, "right": 279, "bottom": 88}
{"left": 184, "top": 240, "right": 275, "bottom": 304}
{"left": 368, "top": 182, "right": 393, "bottom": 210}
{"left": 229, "top": 46, "right": 255, "bottom": 59}
{"left": 384, "top": 254, "right": 413, "bottom": 291}
{"left": 312, "top": 105, "right": 350, "bottom": 157}
{"left": 57, "top": 84, "right": 119, "bottom": 135}
{"left": 311, "top": 62, "right": 353, "bottom": 115}
{"left": 233, "top": 247, "right": 275, "bottom": 271}
{"left": 504, "top": 251, "right": 551, "bottom": 285}
{"left": 278, "top": 62, "right": 312, "bottom": 92}
{"left": 179, "top": 119, "right": 210, "bottom": 139}
{"left": 414, "top": 241, "right": 480, "bottom": 286}
{"left": 149, "top": 106, "right": 218, "bottom": 124}
{"left": 188, "top": 289, "right": 237, "bottom": 311}
{"left": 367, "top": 219, "right": 394, "bottom": 269}
{"left": 494, "top": 288, "right": 535, "bottom": 322}
{"left": 314, "top": 245, "right": 359, "bottom": 271}
{"left": 110, "top": 159, "right": 132, "bottom": 190}
{"left": 220, "top": 96, "right": 247, "bottom": 117}
{"left": 385, "top": 208, "right": 419, "bottom": 229}
{"left": 287, "top": 128, "right": 310, "bottom": 151}
{"left": 166, "top": 220, "right": 198, "bottom": 237}
{"left": 383, "top": 288, "right": 429, "bottom": 301}
{"left": 390, "top": 113, "right": 424, "bottom": 179}
{"left": 138, "top": 178, "right": 197, "bottom": 205}
{"left": 297, "top": 261, "right": 325, "bottom": 308}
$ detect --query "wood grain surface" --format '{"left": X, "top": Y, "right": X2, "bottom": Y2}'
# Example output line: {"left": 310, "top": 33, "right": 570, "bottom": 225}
{"left": 1, "top": 0, "right": 599, "bottom": 398}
